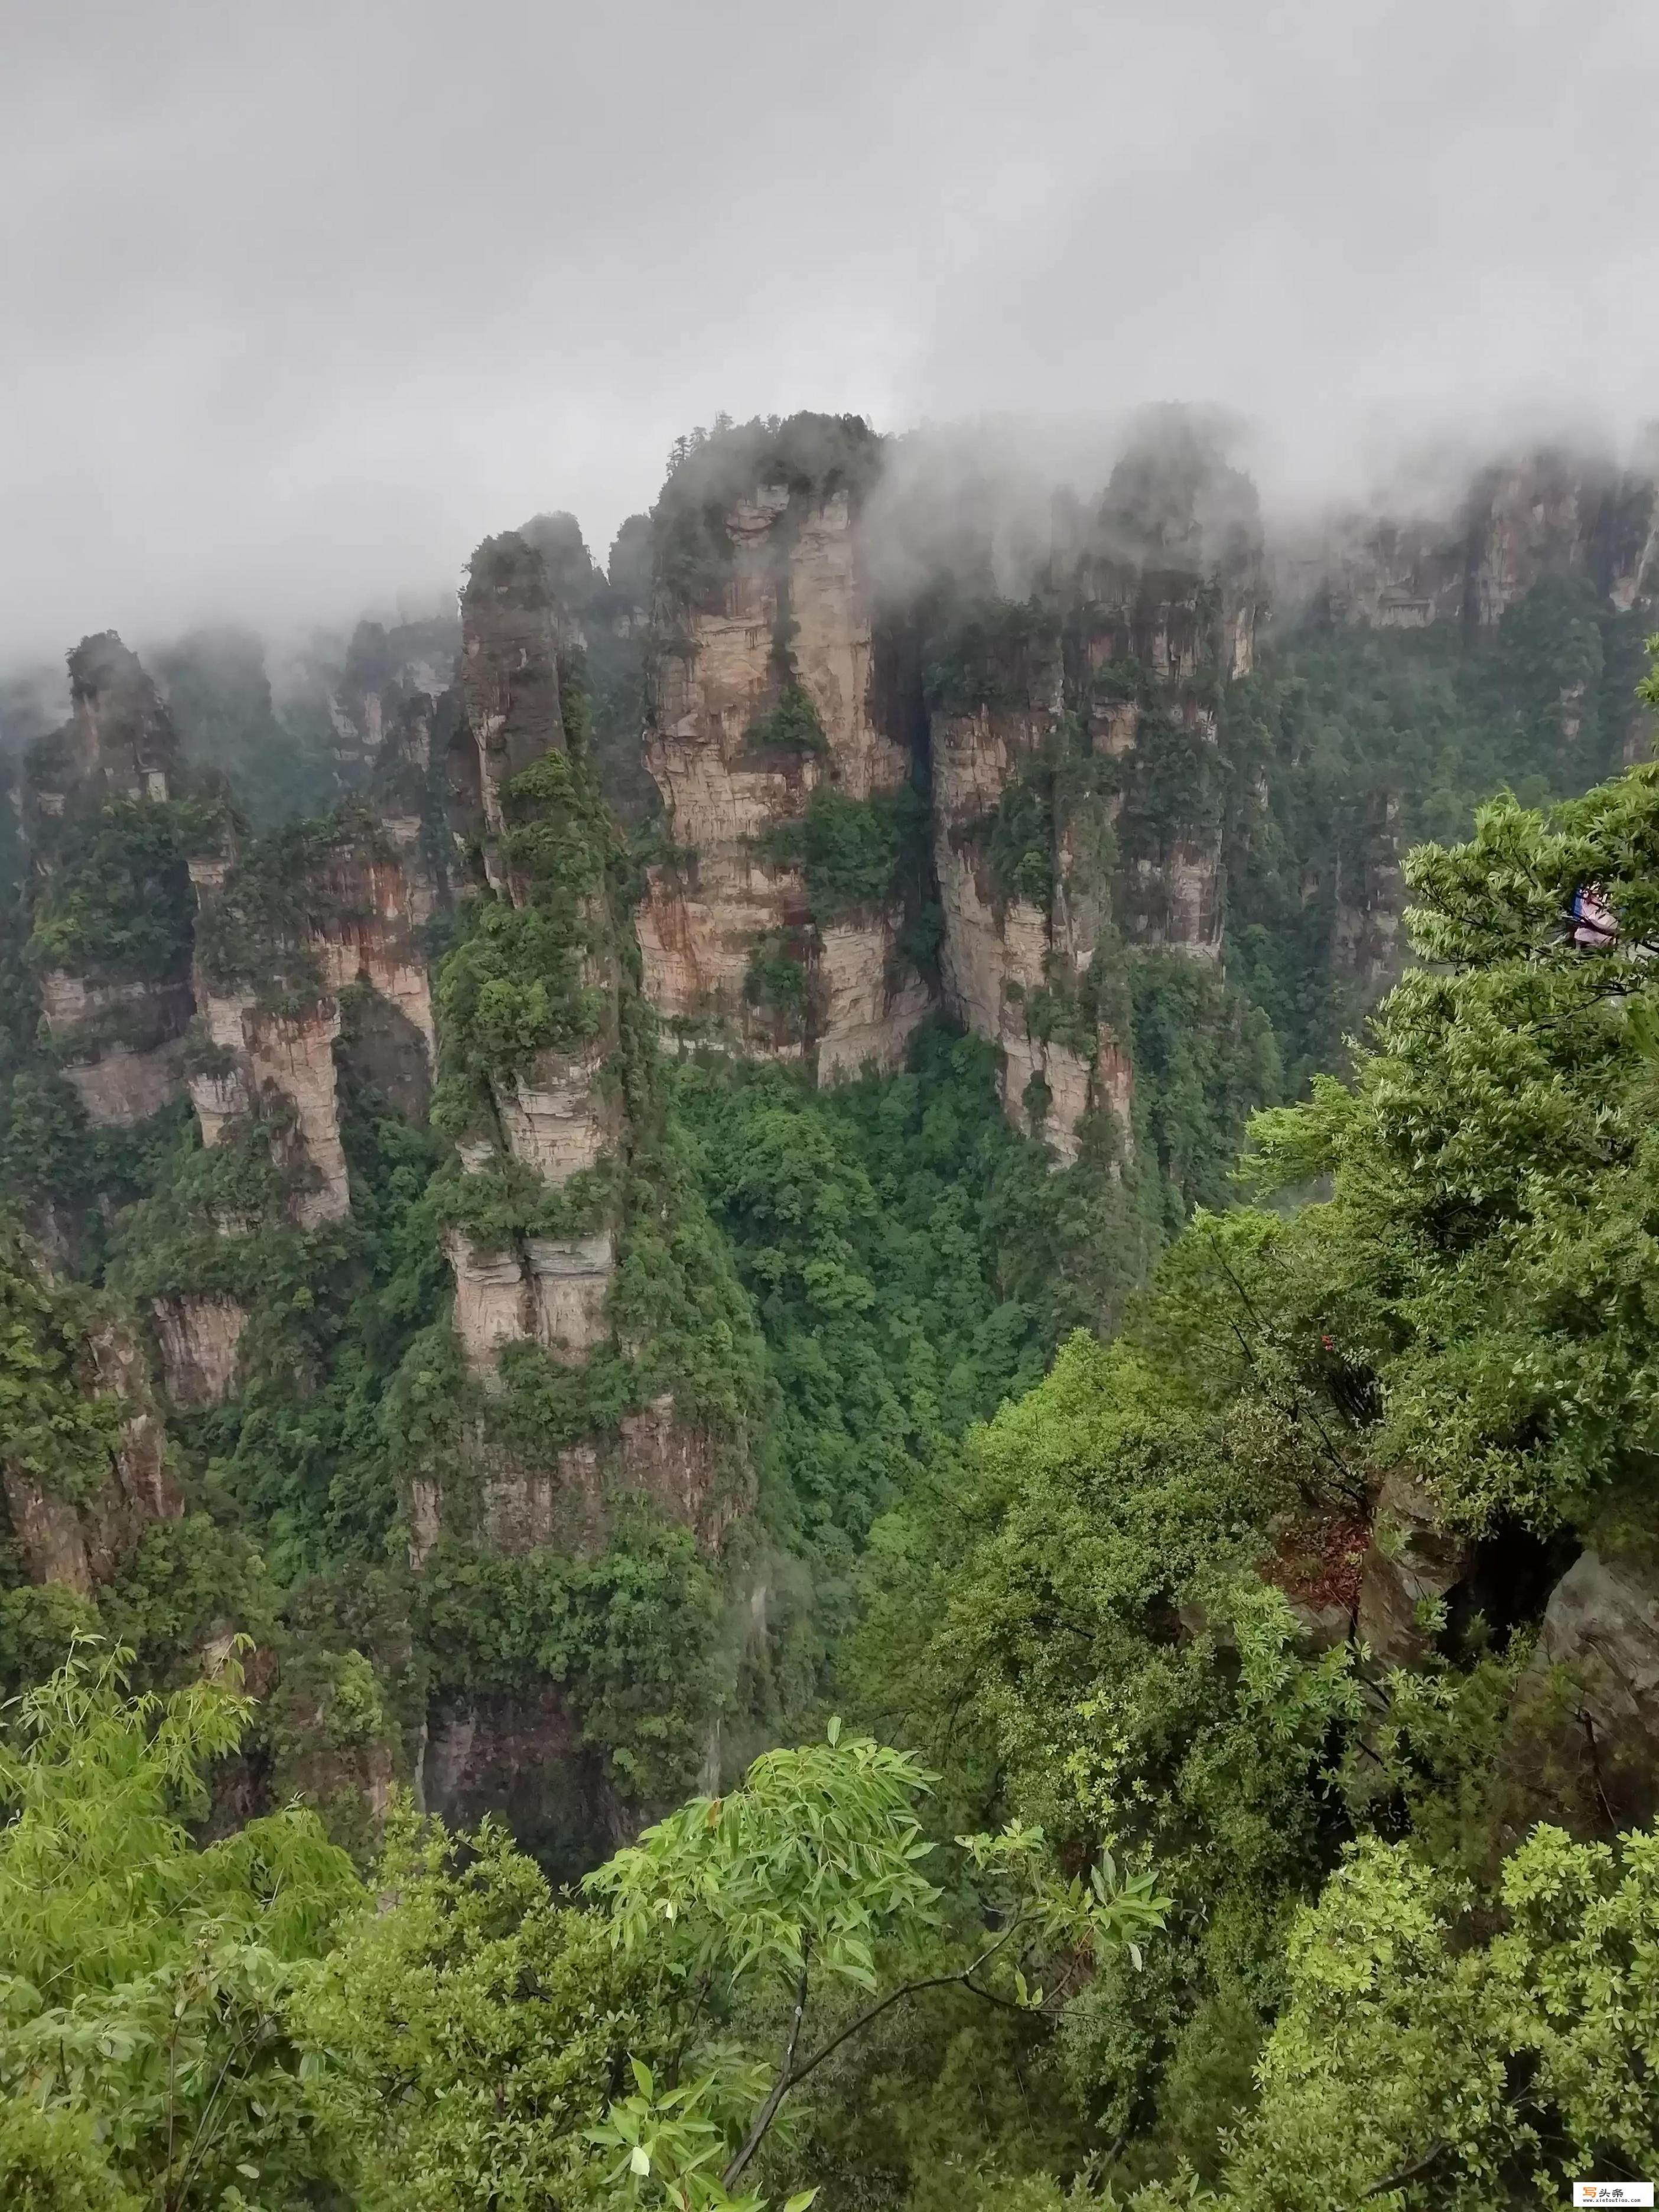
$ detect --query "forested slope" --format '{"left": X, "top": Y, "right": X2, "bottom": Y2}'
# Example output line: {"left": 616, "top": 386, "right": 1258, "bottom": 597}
{"left": 2, "top": 417, "right": 1658, "bottom": 2206}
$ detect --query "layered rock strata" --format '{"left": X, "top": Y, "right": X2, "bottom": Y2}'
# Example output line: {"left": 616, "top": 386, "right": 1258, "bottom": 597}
{"left": 187, "top": 818, "right": 436, "bottom": 1227}
{"left": 639, "top": 484, "right": 927, "bottom": 1076}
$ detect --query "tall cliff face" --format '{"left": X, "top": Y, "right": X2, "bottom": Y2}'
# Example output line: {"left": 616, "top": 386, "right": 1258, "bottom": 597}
{"left": 25, "top": 635, "right": 196, "bottom": 1127}
{"left": 410, "top": 529, "right": 763, "bottom": 1582}
{"left": 920, "top": 426, "right": 1266, "bottom": 1165}
{"left": 187, "top": 805, "right": 437, "bottom": 1232}
{"left": 637, "top": 423, "right": 929, "bottom": 1078}
{"left": 0, "top": 1238, "right": 181, "bottom": 1598}
{"left": 1281, "top": 448, "right": 1659, "bottom": 637}
{"left": 437, "top": 532, "right": 622, "bottom": 1377}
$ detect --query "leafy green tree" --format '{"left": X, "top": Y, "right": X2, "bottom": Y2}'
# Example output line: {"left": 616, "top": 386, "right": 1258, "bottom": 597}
{"left": 584, "top": 1724, "right": 1168, "bottom": 2208}
{"left": 1205, "top": 1819, "right": 1659, "bottom": 2210}
{"left": 0, "top": 1643, "right": 360, "bottom": 2211}
{"left": 1244, "top": 761, "right": 1659, "bottom": 1533}
{"left": 298, "top": 1807, "right": 677, "bottom": 2212}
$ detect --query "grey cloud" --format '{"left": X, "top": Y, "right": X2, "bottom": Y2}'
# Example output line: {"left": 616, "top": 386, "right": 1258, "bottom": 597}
{"left": 4, "top": 0, "right": 1657, "bottom": 669}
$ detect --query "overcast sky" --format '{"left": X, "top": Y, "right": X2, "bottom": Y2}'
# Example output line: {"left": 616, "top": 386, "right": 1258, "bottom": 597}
{"left": 4, "top": 0, "right": 1657, "bottom": 672}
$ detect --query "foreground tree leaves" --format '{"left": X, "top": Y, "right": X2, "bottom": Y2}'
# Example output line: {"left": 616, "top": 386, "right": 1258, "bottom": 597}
{"left": 585, "top": 1724, "right": 1169, "bottom": 2207}
{"left": 0, "top": 1641, "right": 359, "bottom": 2212}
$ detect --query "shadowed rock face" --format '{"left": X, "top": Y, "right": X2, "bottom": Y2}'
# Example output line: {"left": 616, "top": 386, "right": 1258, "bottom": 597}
{"left": 1, "top": 1305, "right": 182, "bottom": 1596}
{"left": 421, "top": 1683, "right": 620, "bottom": 1884}
{"left": 1504, "top": 1549, "right": 1659, "bottom": 1837}
{"left": 1355, "top": 1471, "right": 1475, "bottom": 1671}
{"left": 62, "top": 632, "right": 184, "bottom": 802}
{"left": 1278, "top": 450, "right": 1659, "bottom": 635}
{"left": 459, "top": 531, "right": 567, "bottom": 870}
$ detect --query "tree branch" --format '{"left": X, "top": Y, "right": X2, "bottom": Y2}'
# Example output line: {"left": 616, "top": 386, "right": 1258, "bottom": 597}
{"left": 784, "top": 1923, "right": 1023, "bottom": 2097}
{"left": 1359, "top": 2138, "right": 1449, "bottom": 2200}
{"left": 721, "top": 1946, "right": 814, "bottom": 2190}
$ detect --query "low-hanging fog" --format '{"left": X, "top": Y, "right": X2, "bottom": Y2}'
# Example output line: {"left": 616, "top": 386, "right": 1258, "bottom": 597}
{"left": 4, "top": 0, "right": 1657, "bottom": 681}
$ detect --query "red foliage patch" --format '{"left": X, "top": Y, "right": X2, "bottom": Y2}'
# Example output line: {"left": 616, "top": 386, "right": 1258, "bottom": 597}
{"left": 1261, "top": 1514, "right": 1370, "bottom": 1611}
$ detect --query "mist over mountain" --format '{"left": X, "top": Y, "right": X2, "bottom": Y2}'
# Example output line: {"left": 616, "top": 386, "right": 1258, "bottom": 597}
{"left": 6, "top": 0, "right": 1659, "bottom": 665}
{"left": 10, "top": 9, "right": 1659, "bottom": 2208}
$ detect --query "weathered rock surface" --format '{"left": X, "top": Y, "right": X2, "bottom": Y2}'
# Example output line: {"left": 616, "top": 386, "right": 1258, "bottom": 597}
{"left": 410, "top": 1393, "right": 733, "bottom": 1567}
{"left": 421, "top": 1683, "right": 618, "bottom": 1879}
{"left": 26, "top": 639, "right": 195, "bottom": 1125}
{"left": 54, "top": 632, "right": 184, "bottom": 803}
{"left": 1279, "top": 450, "right": 1659, "bottom": 633}
{"left": 931, "top": 698, "right": 1130, "bottom": 1164}
{"left": 186, "top": 821, "right": 435, "bottom": 1221}
{"left": 2, "top": 1312, "right": 182, "bottom": 1593}
{"left": 640, "top": 486, "right": 925, "bottom": 1075}
{"left": 151, "top": 1293, "right": 248, "bottom": 1406}
{"left": 1355, "top": 1470, "right": 1473, "bottom": 1670}
{"left": 1506, "top": 1549, "right": 1659, "bottom": 1834}
{"left": 438, "top": 535, "right": 623, "bottom": 1374}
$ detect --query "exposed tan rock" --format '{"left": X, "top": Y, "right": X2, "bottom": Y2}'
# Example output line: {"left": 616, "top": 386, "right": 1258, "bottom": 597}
{"left": 246, "top": 1002, "right": 351, "bottom": 1226}
{"left": 931, "top": 704, "right": 1133, "bottom": 1165}
{"left": 641, "top": 486, "right": 923, "bottom": 1075}
{"left": 445, "top": 1229, "right": 532, "bottom": 1381}
{"left": 38, "top": 971, "right": 193, "bottom": 1128}
{"left": 2, "top": 1473, "right": 93, "bottom": 1595}
{"left": 411, "top": 1390, "right": 737, "bottom": 1571}
{"left": 526, "top": 1227, "right": 616, "bottom": 1362}
{"left": 311, "top": 847, "right": 437, "bottom": 1058}
{"left": 493, "top": 1039, "right": 619, "bottom": 1182}
{"left": 2, "top": 1312, "right": 182, "bottom": 1593}
{"left": 186, "top": 827, "right": 434, "bottom": 1211}
{"left": 1124, "top": 843, "right": 1223, "bottom": 959}
{"left": 151, "top": 1294, "right": 248, "bottom": 1406}
{"left": 617, "top": 1393, "right": 736, "bottom": 1547}
{"left": 408, "top": 1478, "right": 443, "bottom": 1572}
{"left": 61, "top": 1041, "right": 189, "bottom": 1127}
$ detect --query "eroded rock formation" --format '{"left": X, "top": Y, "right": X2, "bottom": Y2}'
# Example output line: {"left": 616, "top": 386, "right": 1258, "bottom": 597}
{"left": 28, "top": 635, "right": 195, "bottom": 1125}
{"left": 187, "top": 812, "right": 436, "bottom": 1226}
{"left": 1, "top": 1293, "right": 181, "bottom": 1598}
{"left": 639, "top": 476, "right": 928, "bottom": 1076}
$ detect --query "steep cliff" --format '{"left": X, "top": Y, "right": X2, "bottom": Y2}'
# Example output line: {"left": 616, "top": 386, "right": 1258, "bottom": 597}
{"left": 24, "top": 634, "right": 196, "bottom": 1127}
{"left": 919, "top": 421, "right": 1266, "bottom": 1168}
{"left": 0, "top": 1233, "right": 181, "bottom": 1598}
{"left": 637, "top": 419, "right": 929, "bottom": 1078}
{"left": 186, "top": 804, "right": 437, "bottom": 1229}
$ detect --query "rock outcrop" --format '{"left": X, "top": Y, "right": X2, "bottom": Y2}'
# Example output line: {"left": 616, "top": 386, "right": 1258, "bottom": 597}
{"left": 151, "top": 1293, "right": 248, "bottom": 1406}
{"left": 1506, "top": 1549, "right": 1659, "bottom": 1835}
{"left": 27, "top": 635, "right": 196, "bottom": 1126}
{"left": 923, "top": 426, "right": 1263, "bottom": 1160}
{"left": 440, "top": 533, "right": 623, "bottom": 1377}
{"left": 640, "top": 468, "right": 928, "bottom": 1076}
{"left": 1, "top": 1297, "right": 181, "bottom": 1597}
{"left": 1280, "top": 449, "right": 1659, "bottom": 635}
{"left": 186, "top": 811, "right": 436, "bottom": 1226}
{"left": 411, "top": 528, "right": 758, "bottom": 1615}
{"left": 1355, "top": 1470, "right": 1475, "bottom": 1671}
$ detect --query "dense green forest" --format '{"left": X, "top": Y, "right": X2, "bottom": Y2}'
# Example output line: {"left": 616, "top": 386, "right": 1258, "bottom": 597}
{"left": 2, "top": 445, "right": 1658, "bottom": 2206}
